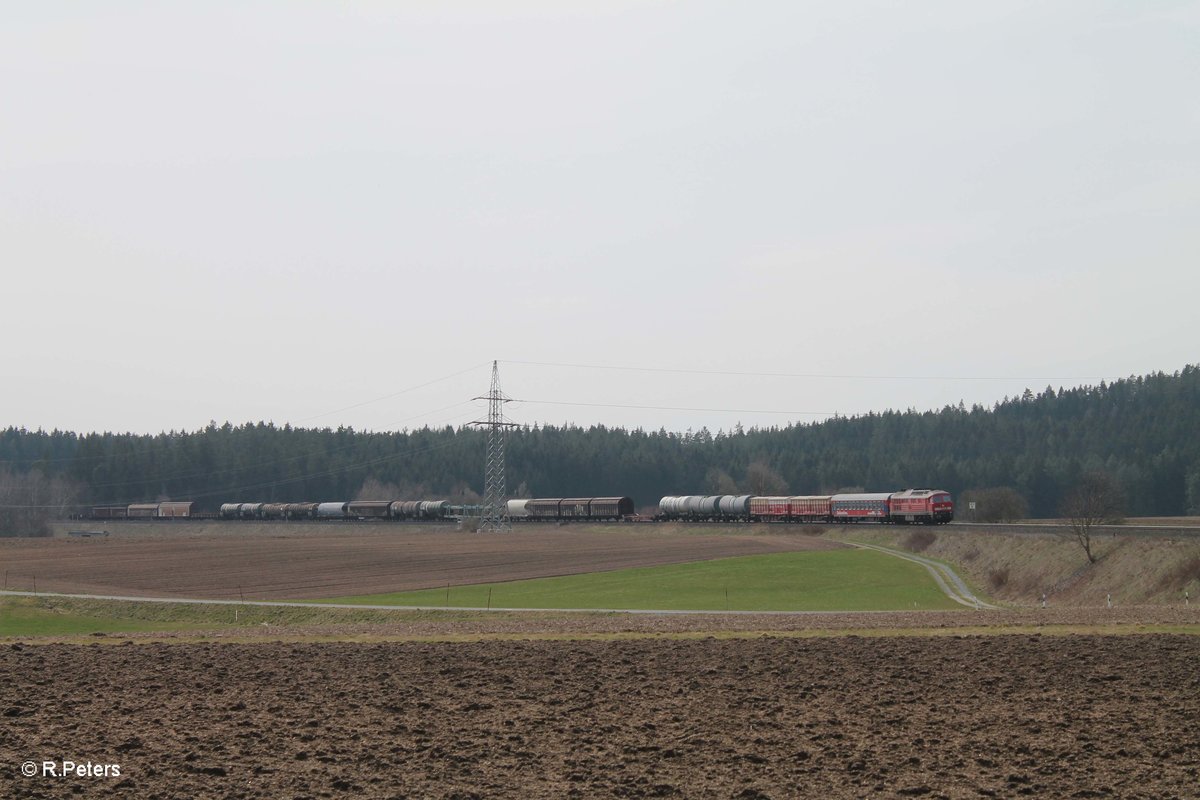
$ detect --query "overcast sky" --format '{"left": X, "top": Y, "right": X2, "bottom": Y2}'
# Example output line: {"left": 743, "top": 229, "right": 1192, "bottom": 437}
{"left": 3, "top": 1, "right": 1197, "bottom": 436}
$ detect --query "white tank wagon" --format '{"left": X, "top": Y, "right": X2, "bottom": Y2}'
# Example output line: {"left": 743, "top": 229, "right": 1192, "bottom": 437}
{"left": 718, "top": 495, "right": 752, "bottom": 518}
{"left": 659, "top": 495, "right": 750, "bottom": 520}
{"left": 316, "top": 502, "right": 348, "bottom": 519}
{"left": 506, "top": 499, "right": 530, "bottom": 518}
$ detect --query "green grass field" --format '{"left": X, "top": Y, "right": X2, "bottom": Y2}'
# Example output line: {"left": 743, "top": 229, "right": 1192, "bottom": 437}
{"left": 316, "top": 550, "right": 960, "bottom": 612}
{"left": 0, "top": 550, "right": 958, "bottom": 636}
{"left": 0, "top": 596, "right": 206, "bottom": 637}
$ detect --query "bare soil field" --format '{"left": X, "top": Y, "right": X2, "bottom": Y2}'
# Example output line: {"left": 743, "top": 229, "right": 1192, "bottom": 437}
{"left": 0, "top": 528, "right": 842, "bottom": 600}
{"left": 3, "top": 635, "right": 1198, "bottom": 799}
{"left": 114, "top": 604, "right": 1200, "bottom": 641}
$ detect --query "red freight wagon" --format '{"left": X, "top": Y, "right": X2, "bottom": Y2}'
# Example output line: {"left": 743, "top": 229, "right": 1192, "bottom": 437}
{"left": 888, "top": 489, "right": 954, "bottom": 524}
{"left": 788, "top": 496, "right": 831, "bottom": 520}
{"left": 749, "top": 496, "right": 791, "bottom": 519}
{"left": 829, "top": 493, "right": 891, "bottom": 521}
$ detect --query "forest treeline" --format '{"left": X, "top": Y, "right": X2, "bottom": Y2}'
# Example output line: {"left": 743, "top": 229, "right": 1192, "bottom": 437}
{"left": 2, "top": 366, "right": 1199, "bottom": 520}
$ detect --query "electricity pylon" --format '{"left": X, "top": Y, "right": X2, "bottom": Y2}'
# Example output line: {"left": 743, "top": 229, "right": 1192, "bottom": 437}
{"left": 471, "top": 361, "right": 519, "bottom": 532}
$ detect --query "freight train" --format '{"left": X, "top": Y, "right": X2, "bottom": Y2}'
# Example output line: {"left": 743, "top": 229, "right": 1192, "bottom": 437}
{"left": 86, "top": 489, "right": 953, "bottom": 524}
{"left": 655, "top": 489, "right": 954, "bottom": 524}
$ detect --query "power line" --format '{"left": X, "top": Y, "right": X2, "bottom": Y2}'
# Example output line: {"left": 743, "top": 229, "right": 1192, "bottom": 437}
{"left": 512, "top": 399, "right": 837, "bottom": 416}
{"left": 291, "top": 361, "right": 491, "bottom": 423}
{"left": 502, "top": 359, "right": 1117, "bottom": 383}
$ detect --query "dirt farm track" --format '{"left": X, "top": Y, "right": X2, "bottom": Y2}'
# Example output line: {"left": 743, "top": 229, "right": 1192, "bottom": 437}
{"left": 3, "top": 635, "right": 1199, "bottom": 799}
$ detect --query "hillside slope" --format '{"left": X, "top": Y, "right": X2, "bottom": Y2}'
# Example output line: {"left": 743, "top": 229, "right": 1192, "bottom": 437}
{"left": 830, "top": 527, "right": 1200, "bottom": 607}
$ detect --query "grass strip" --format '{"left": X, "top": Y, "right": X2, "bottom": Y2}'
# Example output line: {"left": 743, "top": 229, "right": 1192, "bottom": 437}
{"left": 313, "top": 550, "right": 960, "bottom": 612}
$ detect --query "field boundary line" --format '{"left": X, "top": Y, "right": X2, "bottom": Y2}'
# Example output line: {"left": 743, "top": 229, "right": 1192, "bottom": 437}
{"left": 0, "top": 589, "right": 992, "bottom": 616}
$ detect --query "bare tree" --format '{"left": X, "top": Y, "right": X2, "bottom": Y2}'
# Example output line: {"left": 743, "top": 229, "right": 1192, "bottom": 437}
{"left": 1059, "top": 472, "right": 1124, "bottom": 564}
{"left": 743, "top": 461, "right": 788, "bottom": 496}
{"left": 960, "top": 487, "right": 1029, "bottom": 522}
{"left": 705, "top": 467, "right": 739, "bottom": 495}
{"left": 354, "top": 477, "right": 403, "bottom": 500}
{"left": 0, "top": 468, "right": 82, "bottom": 537}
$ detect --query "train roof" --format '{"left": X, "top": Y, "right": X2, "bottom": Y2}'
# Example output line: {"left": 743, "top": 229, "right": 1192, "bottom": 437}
{"left": 830, "top": 493, "right": 893, "bottom": 502}
{"left": 890, "top": 488, "right": 950, "bottom": 499}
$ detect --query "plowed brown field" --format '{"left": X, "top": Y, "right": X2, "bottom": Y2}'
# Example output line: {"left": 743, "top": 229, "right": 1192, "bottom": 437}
{"left": 0, "top": 528, "right": 842, "bottom": 600}
{"left": 3, "top": 635, "right": 1198, "bottom": 799}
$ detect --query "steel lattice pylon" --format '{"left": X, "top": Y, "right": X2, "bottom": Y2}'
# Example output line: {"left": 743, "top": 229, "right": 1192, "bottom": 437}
{"left": 472, "top": 361, "right": 518, "bottom": 532}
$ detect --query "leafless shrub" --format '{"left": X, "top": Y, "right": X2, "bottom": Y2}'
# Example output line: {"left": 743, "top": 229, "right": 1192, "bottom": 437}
{"left": 988, "top": 567, "right": 1010, "bottom": 590}
{"left": 1166, "top": 556, "right": 1200, "bottom": 589}
{"left": 903, "top": 529, "right": 936, "bottom": 553}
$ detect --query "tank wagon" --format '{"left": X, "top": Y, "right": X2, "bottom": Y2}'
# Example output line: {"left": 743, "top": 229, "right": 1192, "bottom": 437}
{"left": 211, "top": 499, "right": 452, "bottom": 521}
{"left": 660, "top": 495, "right": 752, "bottom": 520}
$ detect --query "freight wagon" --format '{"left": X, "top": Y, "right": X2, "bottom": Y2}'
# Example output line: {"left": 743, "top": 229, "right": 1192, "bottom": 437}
{"left": 520, "top": 497, "right": 634, "bottom": 521}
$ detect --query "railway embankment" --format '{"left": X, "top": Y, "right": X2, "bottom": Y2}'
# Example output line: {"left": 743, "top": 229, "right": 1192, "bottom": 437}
{"left": 828, "top": 525, "right": 1200, "bottom": 607}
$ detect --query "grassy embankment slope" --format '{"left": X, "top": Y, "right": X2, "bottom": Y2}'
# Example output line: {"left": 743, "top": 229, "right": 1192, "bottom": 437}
{"left": 828, "top": 526, "right": 1200, "bottom": 606}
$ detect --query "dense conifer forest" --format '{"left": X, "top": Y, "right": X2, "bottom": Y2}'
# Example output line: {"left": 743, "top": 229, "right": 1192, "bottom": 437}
{"left": 2, "top": 366, "right": 1198, "bottom": 519}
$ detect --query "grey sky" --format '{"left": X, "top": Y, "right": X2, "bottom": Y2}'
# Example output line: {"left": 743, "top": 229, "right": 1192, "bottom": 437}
{"left": 3, "top": 2, "right": 1197, "bottom": 435}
